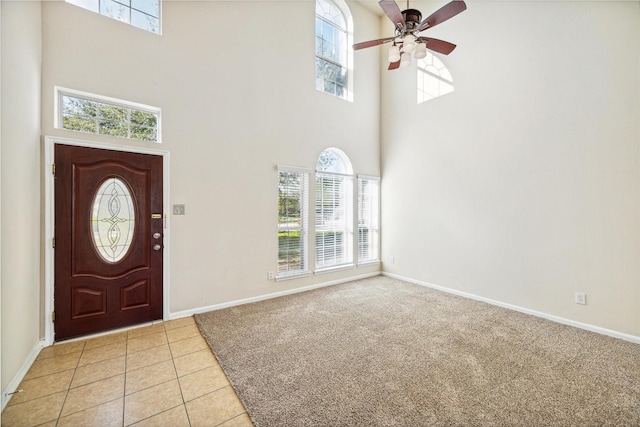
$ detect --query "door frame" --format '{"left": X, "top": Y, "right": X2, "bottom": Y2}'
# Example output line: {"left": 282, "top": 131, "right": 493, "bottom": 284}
{"left": 44, "top": 135, "right": 171, "bottom": 345}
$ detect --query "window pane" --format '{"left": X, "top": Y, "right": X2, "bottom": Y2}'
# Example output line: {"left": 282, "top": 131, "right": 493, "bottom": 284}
{"left": 316, "top": 231, "right": 345, "bottom": 267}
{"left": 100, "top": 0, "right": 131, "bottom": 23}
{"left": 278, "top": 170, "right": 309, "bottom": 276}
{"left": 62, "top": 115, "right": 97, "bottom": 133}
{"left": 131, "top": 10, "right": 159, "bottom": 33}
{"left": 130, "top": 110, "right": 157, "bottom": 127}
{"left": 316, "top": 0, "right": 345, "bottom": 28}
{"left": 315, "top": 58, "right": 346, "bottom": 97}
{"left": 58, "top": 91, "right": 160, "bottom": 142}
{"left": 62, "top": 95, "right": 97, "bottom": 118}
{"left": 130, "top": 125, "right": 157, "bottom": 141}
{"left": 358, "top": 177, "right": 379, "bottom": 263}
{"left": 131, "top": 0, "right": 159, "bottom": 17}
{"left": 98, "top": 104, "right": 129, "bottom": 138}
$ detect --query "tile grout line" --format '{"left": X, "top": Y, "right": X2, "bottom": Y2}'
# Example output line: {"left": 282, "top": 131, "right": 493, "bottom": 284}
{"left": 54, "top": 339, "right": 87, "bottom": 425}
{"left": 165, "top": 322, "right": 194, "bottom": 426}
{"left": 122, "top": 329, "right": 130, "bottom": 427}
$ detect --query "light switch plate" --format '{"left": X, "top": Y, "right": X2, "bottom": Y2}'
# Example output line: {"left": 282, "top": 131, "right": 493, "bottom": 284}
{"left": 173, "top": 204, "right": 186, "bottom": 215}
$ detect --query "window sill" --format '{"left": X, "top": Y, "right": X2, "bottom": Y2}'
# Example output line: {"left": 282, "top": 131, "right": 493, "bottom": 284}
{"left": 357, "top": 260, "right": 381, "bottom": 267}
{"left": 276, "top": 271, "right": 311, "bottom": 282}
{"left": 314, "top": 264, "right": 355, "bottom": 275}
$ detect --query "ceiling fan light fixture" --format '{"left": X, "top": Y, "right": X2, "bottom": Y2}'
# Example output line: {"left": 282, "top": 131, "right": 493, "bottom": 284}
{"left": 400, "top": 52, "right": 412, "bottom": 68}
{"left": 352, "top": 0, "right": 467, "bottom": 71}
{"left": 402, "top": 34, "right": 416, "bottom": 52}
{"left": 414, "top": 43, "right": 427, "bottom": 59}
{"left": 388, "top": 45, "right": 401, "bottom": 63}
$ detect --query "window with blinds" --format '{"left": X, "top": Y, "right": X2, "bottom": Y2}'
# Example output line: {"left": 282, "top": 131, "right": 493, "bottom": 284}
{"left": 277, "top": 167, "right": 310, "bottom": 278}
{"left": 315, "top": 149, "right": 353, "bottom": 270}
{"left": 358, "top": 176, "right": 380, "bottom": 263}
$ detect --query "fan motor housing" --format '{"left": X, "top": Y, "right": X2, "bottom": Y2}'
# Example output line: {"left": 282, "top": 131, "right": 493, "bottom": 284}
{"left": 401, "top": 9, "right": 422, "bottom": 30}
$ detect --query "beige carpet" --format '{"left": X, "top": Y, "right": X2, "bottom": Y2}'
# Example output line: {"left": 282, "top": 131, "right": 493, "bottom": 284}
{"left": 194, "top": 276, "right": 640, "bottom": 426}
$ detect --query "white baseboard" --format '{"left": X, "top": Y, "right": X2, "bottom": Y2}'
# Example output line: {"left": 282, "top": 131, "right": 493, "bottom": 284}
{"left": 383, "top": 272, "right": 640, "bottom": 344}
{"left": 170, "top": 271, "right": 382, "bottom": 319}
{"left": 2, "top": 340, "right": 45, "bottom": 411}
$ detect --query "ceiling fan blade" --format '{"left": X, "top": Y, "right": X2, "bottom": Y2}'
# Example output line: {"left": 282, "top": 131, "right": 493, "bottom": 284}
{"left": 378, "top": 0, "right": 406, "bottom": 30}
{"left": 417, "top": 1, "right": 466, "bottom": 32}
{"left": 388, "top": 60, "right": 401, "bottom": 70}
{"left": 353, "top": 37, "right": 396, "bottom": 51}
{"left": 417, "top": 37, "right": 457, "bottom": 55}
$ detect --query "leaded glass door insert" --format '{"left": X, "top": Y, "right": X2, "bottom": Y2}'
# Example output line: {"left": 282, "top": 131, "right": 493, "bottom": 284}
{"left": 91, "top": 177, "right": 136, "bottom": 263}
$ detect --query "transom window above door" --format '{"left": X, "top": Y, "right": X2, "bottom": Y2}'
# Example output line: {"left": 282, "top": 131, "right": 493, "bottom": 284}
{"left": 55, "top": 87, "right": 161, "bottom": 143}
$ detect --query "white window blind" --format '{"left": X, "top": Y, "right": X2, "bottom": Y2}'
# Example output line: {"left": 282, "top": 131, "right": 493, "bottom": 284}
{"left": 358, "top": 176, "right": 380, "bottom": 263}
{"left": 315, "top": 171, "right": 353, "bottom": 269}
{"left": 277, "top": 167, "right": 310, "bottom": 278}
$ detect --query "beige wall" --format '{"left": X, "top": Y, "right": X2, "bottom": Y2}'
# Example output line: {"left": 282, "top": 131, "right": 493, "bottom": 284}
{"left": 39, "top": 1, "right": 381, "bottom": 316}
{"left": 381, "top": 1, "right": 640, "bottom": 336}
{"left": 2, "top": 0, "right": 381, "bottom": 392}
{"left": 1, "top": 1, "right": 42, "bottom": 391}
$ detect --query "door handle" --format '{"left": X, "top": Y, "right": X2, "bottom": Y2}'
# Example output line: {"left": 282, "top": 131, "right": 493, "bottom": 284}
{"left": 153, "top": 232, "right": 162, "bottom": 239}
{"left": 153, "top": 244, "right": 162, "bottom": 251}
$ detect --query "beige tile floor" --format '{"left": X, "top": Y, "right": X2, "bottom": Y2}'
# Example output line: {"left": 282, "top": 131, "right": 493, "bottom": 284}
{"left": 1, "top": 317, "right": 254, "bottom": 427}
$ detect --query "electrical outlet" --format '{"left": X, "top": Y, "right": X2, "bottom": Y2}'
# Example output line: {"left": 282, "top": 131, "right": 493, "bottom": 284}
{"left": 267, "top": 271, "right": 274, "bottom": 280}
{"left": 575, "top": 292, "right": 586, "bottom": 305}
{"left": 391, "top": 256, "right": 395, "bottom": 264}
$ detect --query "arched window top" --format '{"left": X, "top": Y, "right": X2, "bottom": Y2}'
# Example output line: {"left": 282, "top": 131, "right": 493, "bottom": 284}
{"left": 316, "top": 148, "right": 353, "bottom": 175}
{"left": 417, "top": 52, "right": 455, "bottom": 104}
{"left": 316, "top": 0, "right": 346, "bottom": 28}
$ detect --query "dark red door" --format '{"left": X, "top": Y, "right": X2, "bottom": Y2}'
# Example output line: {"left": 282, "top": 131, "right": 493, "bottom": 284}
{"left": 54, "top": 144, "right": 163, "bottom": 341}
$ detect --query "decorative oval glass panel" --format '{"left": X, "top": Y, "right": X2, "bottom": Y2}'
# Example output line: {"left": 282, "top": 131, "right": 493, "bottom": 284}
{"left": 91, "top": 177, "right": 136, "bottom": 263}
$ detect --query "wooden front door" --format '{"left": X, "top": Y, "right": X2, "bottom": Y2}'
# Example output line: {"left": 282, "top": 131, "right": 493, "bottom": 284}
{"left": 54, "top": 144, "right": 163, "bottom": 341}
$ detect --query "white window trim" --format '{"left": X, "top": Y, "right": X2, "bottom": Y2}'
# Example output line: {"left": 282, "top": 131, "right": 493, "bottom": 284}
{"left": 314, "top": 263, "right": 356, "bottom": 275}
{"left": 357, "top": 174, "right": 380, "bottom": 265}
{"left": 65, "top": 0, "right": 162, "bottom": 35}
{"left": 55, "top": 86, "right": 162, "bottom": 143}
{"left": 275, "top": 163, "right": 381, "bottom": 280}
{"left": 315, "top": 0, "right": 354, "bottom": 102}
{"left": 314, "top": 149, "right": 355, "bottom": 271}
{"left": 276, "top": 165, "right": 311, "bottom": 280}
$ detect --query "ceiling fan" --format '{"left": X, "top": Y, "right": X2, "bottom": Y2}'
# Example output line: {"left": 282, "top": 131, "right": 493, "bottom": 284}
{"left": 353, "top": 0, "right": 467, "bottom": 70}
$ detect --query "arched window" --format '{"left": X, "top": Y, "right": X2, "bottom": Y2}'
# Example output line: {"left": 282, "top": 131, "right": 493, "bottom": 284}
{"left": 417, "top": 52, "right": 454, "bottom": 103}
{"left": 315, "top": 148, "right": 353, "bottom": 269}
{"left": 315, "top": 0, "right": 353, "bottom": 101}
